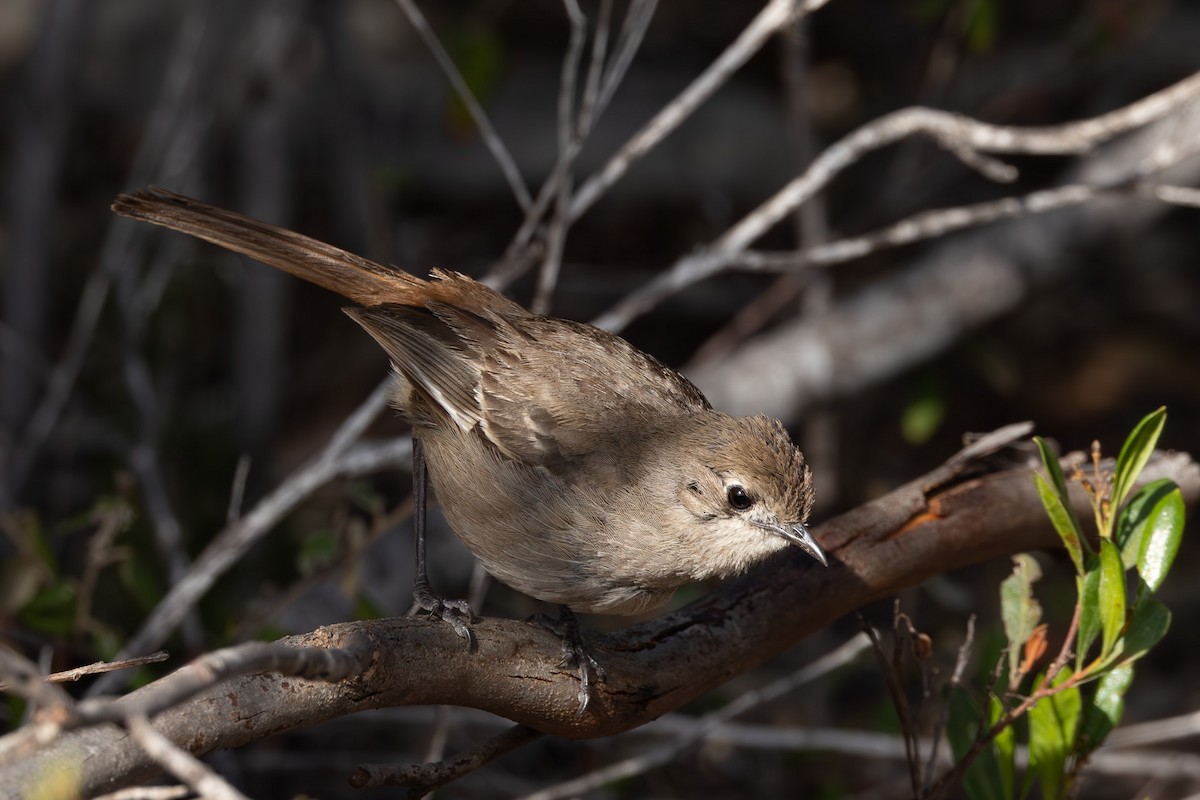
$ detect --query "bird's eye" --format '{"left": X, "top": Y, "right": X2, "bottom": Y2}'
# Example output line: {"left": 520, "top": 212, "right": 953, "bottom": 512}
{"left": 726, "top": 485, "right": 753, "bottom": 510}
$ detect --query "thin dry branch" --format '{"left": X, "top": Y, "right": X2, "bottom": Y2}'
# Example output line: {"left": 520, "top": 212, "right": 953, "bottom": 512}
{"left": 688, "top": 96, "right": 1200, "bottom": 423}
{"left": 7, "top": 437, "right": 1196, "bottom": 797}
{"left": 862, "top": 613, "right": 922, "bottom": 797}
{"left": 723, "top": 182, "right": 1174, "bottom": 277}
{"left": 350, "top": 724, "right": 544, "bottom": 792}
{"left": 87, "top": 388, "right": 407, "bottom": 699}
{"left": 491, "top": 0, "right": 656, "bottom": 287}
{"left": 77, "top": 638, "right": 372, "bottom": 728}
{"left": 1106, "top": 709, "right": 1200, "bottom": 749}
{"left": 529, "top": 0, "right": 589, "bottom": 315}
{"left": 591, "top": 69, "right": 1200, "bottom": 333}
{"left": 2, "top": 8, "right": 211, "bottom": 505}
{"left": 568, "top": 0, "right": 832, "bottom": 222}
{"left": 518, "top": 632, "right": 871, "bottom": 800}
{"left": 92, "top": 787, "right": 191, "bottom": 800}
{"left": 592, "top": 718, "right": 1200, "bottom": 783}
{"left": 591, "top": 0, "right": 655, "bottom": 127}
{"left": 126, "top": 714, "right": 250, "bottom": 800}
{"left": 392, "top": 0, "right": 532, "bottom": 212}
{"left": 46, "top": 652, "right": 169, "bottom": 685}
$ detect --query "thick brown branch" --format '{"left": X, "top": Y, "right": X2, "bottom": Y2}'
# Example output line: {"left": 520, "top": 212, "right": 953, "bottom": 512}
{"left": 3, "top": 444, "right": 1196, "bottom": 797}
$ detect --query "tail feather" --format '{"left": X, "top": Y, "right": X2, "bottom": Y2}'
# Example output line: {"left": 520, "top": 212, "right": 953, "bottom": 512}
{"left": 112, "top": 186, "right": 425, "bottom": 306}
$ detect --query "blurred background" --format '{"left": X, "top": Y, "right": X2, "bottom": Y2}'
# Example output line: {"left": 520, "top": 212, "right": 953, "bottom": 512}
{"left": 2, "top": 0, "right": 1199, "bottom": 797}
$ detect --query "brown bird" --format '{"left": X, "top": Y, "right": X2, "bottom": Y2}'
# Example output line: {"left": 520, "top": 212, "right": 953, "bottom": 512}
{"left": 112, "top": 187, "right": 826, "bottom": 707}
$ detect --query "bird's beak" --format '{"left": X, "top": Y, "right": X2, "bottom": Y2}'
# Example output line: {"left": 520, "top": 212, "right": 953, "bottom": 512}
{"left": 757, "top": 520, "right": 828, "bottom": 567}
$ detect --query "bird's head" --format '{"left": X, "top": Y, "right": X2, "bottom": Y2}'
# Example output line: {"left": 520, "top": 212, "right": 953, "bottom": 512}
{"left": 667, "top": 413, "right": 824, "bottom": 579}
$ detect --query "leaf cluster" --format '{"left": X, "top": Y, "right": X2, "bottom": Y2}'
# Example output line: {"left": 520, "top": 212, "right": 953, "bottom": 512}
{"left": 950, "top": 408, "right": 1184, "bottom": 799}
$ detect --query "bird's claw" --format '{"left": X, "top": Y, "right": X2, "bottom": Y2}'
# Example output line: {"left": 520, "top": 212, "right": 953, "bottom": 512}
{"left": 410, "top": 587, "right": 477, "bottom": 651}
{"left": 534, "top": 608, "right": 605, "bottom": 716}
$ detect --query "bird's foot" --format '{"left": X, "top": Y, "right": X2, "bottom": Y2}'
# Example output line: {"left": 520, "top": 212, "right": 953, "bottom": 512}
{"left": 410, "top": 584, "right": 477, "bottom": 651}
{"left": 533, "top": 607, "right": 605, "bottom": 716}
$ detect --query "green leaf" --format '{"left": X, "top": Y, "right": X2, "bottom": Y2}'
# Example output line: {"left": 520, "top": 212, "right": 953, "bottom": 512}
{"left": 901, "top": 376, "right": 945, "bottom": 444}
{"left": 20, "top": 512, "right": 57, "bottom": 573}
{"left": 1115, "top": 478, "right": 1175, "bottom": 567}
{"left": 17, "top": 581, "right": 78, "bottom": 637}
{"left": 1075, "top": 570, "right": 1101, "bottom": 671}
{"left": 444, "top": 24, "right": 506, "bottom": 132}
{"left": 990, "top": 693, "right": 1015, "bottom": 800}
{"left": 297, "top": 530, "right": 342, "bottom": 576}
{"left": 354, "top": 593, "right": 384, "bottom": 621}
{"left": 948, "top": 688, "right": 1006, "bottom": 800}
{"left": 1136, "top": 487, "right": 1185, "bottom": 594}
{"left": 1028, "top": 668, "right": 1080, "bottom": 800}
{"left": 1000, "top": 554, "right": 1043, "bottom": 677}
{"left": 1077, "top": 664, "right": 1133, "bottom": 757}
{"left": 965, "top": 0, "right": 999, "bottom": 52}
{"left": 1097, "top": 539, "right": 1127, "bottom": 658}
{"left": 1111, "top": 407, "right": 1166, "bottom": 517}
{"left": 1034, "top": 436, "right": 1075, "bottom": 510}
{"left": 1117, "top": 597, "right": 1171, "bottom": 666}
{"left": 946, "top": 686, "right": 977, "bottom": 762}
{"left": 1034, "top": 473, "right": 1086, "bottom": 575}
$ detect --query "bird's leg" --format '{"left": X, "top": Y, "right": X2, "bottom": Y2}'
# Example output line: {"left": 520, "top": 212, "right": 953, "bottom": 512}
{"left": 535, "top": 606, "right": 606, "bottom": 715}
{"left": 409, "top": 437, "right": 476, "bottom": 649}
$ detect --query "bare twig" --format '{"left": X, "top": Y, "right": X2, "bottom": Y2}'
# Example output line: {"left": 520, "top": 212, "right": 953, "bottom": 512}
{"left": 591, "top": 70, "right": 1200, "bottom": 333}
{"left": 0, "top": 646, "right": 74, "bottom": 712}
{"left": 87, "top": 428, "right": 410, "bottom": 698}
{"left": 1147, "top": 183, "right": 1200, "bottom": 207}
{"left": 616, "top": 719, "right": 1200, "bottom": 784}
{"left": 231, "top": 704, "right": 1200, "bottom": 782}
{"left": 3, "top": 7, "right": 211, "bottom": 505}
{"left": 575, "top": 0, "right": 612, "bottom": 138}
{"left": 518, "top": 633, "right": 871, "bottom": 800}
{"left": 922, "top": 615, "right": 975, "bottom": 796}
{"left": 1107, "top": 709, "right": 1200, "bottom": 749}
{"left": 124, "top": 289, "right": 199, "bottom": 644}
{"left": 393, "top": 0, "right": 531, "bottom": 212}
{"left": 47, "top": 652, "right": 170, "bottom": 684}
{"left": 569, "top": 0, "right": 832, "bottom": 222}
{"left": 0, "top": 0, "right": 88, "bottom": 446}
{"left": 80, "top": 636, "right": 372, "bottom": 727}
{"left": 691, "top": 7, "right": 830, "bottom": 369}
{"left": 75, "top": 499, "right": 135, "bottom": 634}
{"left": 489, "top": 0, "right": 657, "bottom": 289}
{"left": 725, "top": 173, "right": 1200, "bottom": 279}
{"left": 893, "top": 607, "right": 929, "bottom": 796}
{"left": 226, "top": 454, "right": 252, "bottom": 524}
{"left": 592, "top": 0, "right": 655, "bottom": 125}
{"left": 530, "top": 0, "right": 589, "bottom": 315}
{"left": 688, "top": 147, "right": 1200, "bottom": 423}
{"left": 351, "top": 724, "right": 544, "bottom": 792}
{"left": 557, "top": 0, "right": 586, "bottom": 166}
{"left": 0, "top": 647, "right": 76, "bottom": 765}
{"left": 93, "top": 787, "right": 192, "bottom": 800}
{"left": 326, "top": 376, "right": 395, "bottom": 458}
{"left": 778, "top": 13, "right": 842, "bottom": 512}
{"left": 862, "top": 616, "right": 921, "bottom": 796}
{"left": 127, "top": 713, "right": 251, "bottom": 800}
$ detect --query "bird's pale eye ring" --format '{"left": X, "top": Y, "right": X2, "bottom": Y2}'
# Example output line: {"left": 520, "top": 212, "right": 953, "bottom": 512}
{"left": 726, "top": 484, "right": 754, "bottom": 510}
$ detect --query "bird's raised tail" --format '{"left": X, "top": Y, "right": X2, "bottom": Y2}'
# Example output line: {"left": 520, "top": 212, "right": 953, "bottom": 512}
{"left": 112, "top": 186, "right": 427, "bottom": 307}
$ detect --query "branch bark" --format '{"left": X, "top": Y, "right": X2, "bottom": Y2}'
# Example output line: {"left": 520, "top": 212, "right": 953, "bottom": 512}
{"left": 4, "top": 439, "right": 1197, "bottom": 797}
